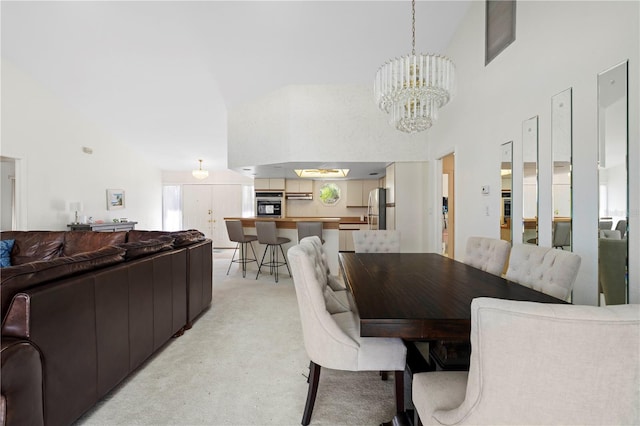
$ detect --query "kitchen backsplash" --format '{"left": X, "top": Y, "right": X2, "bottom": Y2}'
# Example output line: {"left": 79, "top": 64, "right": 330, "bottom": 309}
{"left": 284, "top": 180, "right": 367, "bottom": 218}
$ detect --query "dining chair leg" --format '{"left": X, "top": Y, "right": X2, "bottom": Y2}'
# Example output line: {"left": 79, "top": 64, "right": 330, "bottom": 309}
{"left": 394, "top": 370, "right": 404, "bottom": 415}
{"left": 302, "top": 361, "right": 321, "bottom": 426}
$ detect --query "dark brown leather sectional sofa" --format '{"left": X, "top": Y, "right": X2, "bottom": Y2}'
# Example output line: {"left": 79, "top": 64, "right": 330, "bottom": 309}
{"left": 0, "top": 229, "right": 213, "bottom": 426}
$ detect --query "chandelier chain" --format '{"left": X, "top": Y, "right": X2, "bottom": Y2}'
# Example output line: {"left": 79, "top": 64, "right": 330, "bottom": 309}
{"left": 411, "top": 0, "right": 416, "bottom": 56}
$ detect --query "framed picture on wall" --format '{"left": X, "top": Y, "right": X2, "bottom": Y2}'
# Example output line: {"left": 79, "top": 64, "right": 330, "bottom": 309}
{"left": 106, "top": 189, "right": 125, "bottom": 210}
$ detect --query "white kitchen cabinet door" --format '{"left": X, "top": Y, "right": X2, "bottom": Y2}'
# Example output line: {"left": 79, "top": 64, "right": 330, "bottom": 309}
{"left": 346, "top": 180, "right": 363, "bottom": 207}
{"left": 362, "top": 180, "right": 379, "bottom": 206}
{"left": 255, "top": 178, "right": 285, "bottom": 190}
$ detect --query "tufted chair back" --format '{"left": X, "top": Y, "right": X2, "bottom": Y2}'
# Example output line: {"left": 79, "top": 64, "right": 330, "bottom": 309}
{"left": 412, "top": 298, "right": 640, "bottom": 425}
{"left": 464, "top": 237, "right": 510, "bottom": 276}
{"left": 352, "top": 230, "right": 401, "bottom": 253}
{"left": 505, "top": 244, "right": 581, "bottom": 301}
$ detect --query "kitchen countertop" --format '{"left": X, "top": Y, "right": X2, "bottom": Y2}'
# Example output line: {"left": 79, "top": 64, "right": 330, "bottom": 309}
{"left": 223, "top": 217, "right": 367, "bottom": 230}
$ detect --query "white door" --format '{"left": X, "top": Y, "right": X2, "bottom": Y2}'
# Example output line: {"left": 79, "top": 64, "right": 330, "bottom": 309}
{"left": 183, "top": 184, "right": 243, "bottom": 248}
{"left": 211, "top": 184, "right": 242, "bottom": 248}
{"left": 183, "top": 185, "right": 214, "bottom": 240}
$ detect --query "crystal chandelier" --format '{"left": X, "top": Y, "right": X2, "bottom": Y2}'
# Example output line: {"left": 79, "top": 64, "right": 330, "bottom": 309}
{"left": 374, "top": 0, "right": 456, "bottom": 133}
{"left": 192, "top": 159, "right": 209, "bottom": 179}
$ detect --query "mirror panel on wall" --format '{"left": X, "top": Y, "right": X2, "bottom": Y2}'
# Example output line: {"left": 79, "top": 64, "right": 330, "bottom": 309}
{"left": 551, "top": 88, "right": 573, "bottom": 251}
{"left": 522, "top": 116, "right": 539, "bottom": 245}
{"left": 598, "top": 60, "right": 629, "bottom": 305}
{"left": 500, "top": 141, "right": 513, "bottom": 243}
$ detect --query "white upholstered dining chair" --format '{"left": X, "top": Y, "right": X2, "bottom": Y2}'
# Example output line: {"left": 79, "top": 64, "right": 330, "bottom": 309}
{"left": 412, "top": 298, "right": 640, "bottom": 425}
{"left": 288, "top": 239, "right": 407, "bottom": 425}
{"left": 505, "top": 244, "right": 581, "bottom": 301}
{"left": 464, "top": 236, "right": 510, "bottom": 276}
{"left": 353, "top": 230, "right": 401, "bottom": 253}
{"left": 300, "top": 236, "right": 351, "bottom": 313}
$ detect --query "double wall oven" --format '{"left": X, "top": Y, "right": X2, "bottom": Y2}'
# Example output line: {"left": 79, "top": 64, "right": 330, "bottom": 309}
{"left": 256, "top": 192, "right": 283, "bottom": 218}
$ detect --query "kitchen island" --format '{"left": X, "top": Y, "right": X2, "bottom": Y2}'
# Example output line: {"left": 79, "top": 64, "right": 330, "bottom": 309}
{"left": 223, "top": 217, "right": 364, "bottom": 274}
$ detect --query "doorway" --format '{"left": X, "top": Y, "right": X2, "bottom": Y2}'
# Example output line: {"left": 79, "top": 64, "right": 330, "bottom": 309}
{"left": 0, "top": 157, "right": 17, "bottom": 231}
{"left": 182, "top": 184, "right": 243, "bottom": 248}
{"left": 442, "top": 153, "right": 455, "bottom": 258}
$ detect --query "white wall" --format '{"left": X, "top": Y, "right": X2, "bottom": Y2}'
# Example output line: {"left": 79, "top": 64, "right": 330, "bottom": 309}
{"left": 1, "top": 61, "right": 163, "bottom": 230}
{"left": 228, "top": 85, "right": 430, "bottom": 170}
{"left": 428, "top": 1, "right": 639, "bottom": 305}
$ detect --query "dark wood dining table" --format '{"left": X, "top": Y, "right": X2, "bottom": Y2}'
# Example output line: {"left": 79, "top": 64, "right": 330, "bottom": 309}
{"left": 338, "top": 252, "right": 565, "bottom": 341}
{"left": 339, "top": 252, "right": 567, "bottom": 426}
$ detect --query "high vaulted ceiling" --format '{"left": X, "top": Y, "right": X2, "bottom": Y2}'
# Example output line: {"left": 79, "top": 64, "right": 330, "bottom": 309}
{"left": 2, "top": 1, "right": 470, "bottom": 176}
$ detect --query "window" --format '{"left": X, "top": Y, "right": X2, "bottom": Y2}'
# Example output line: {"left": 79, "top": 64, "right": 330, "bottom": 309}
{"left": 319, "top": 183, "right": 341, "bottom": 206}
{"left": 162, "top": 185, "right": 182, "bottom": 231}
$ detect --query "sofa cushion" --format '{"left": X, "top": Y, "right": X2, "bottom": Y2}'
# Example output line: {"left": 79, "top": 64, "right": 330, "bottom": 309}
{"left": 118, "top": 236, "right": 174, "bottom": 260}
{"left": 0, "top": 231, "right": 66, "bottom": 265}
{"left": 63, "top": 231, "right": 127, "bottom": 257}
{"left": 126, "top": 230, "right": 170, "bottom": 243}
{"left": 127, "top": 229, "right": 205, "bottom": 247}
{"left": 1, "top": 239, "right": 15, "bottom": 268}
{"left": 1, "top": 246, "right": 126, "bottom": 317}
{"left": 171, "top": 230, "right": 205, "bottom": 247}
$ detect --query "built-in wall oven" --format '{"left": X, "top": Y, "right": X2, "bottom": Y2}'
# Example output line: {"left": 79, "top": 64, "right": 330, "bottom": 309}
{"left": 502, "top": 191, "right": 511, "bottom": 219}
{"left": 256, "top": 192, "right": 283, "bottom": 218}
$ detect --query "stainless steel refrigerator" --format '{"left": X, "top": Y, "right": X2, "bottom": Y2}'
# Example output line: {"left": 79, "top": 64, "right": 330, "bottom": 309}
{"left": 367, "top": 188, "right": 386, "bottom": 230}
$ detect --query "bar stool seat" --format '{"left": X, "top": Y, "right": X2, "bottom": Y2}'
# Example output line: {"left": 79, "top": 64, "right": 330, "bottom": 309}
{"left": 225, "top": 220, "right": 258, "bottom": 278}
{"left": 296, "top": 221, "right": 325, "bottom": 244}
{"left": 255, "top": 221, "right": 291, "bottom": 283}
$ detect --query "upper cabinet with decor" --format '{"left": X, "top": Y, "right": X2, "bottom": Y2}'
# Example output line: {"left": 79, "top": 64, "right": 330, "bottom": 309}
{"left": 254, "top": 178, "right": 285, "bottom": 190}
{"left": 285, "top": 179, "right": 313, "bottom": 193}
{"left": 346, "top": 180, "right": 379, "bottom": 207}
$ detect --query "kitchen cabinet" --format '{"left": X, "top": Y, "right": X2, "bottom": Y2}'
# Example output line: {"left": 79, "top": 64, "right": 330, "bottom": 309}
{"left": 254, "top": 178, "right": 285, "bottom": 190}
{"left": 285, "top": 179, "right": 313, "bottom": 193}
{"left": 346, "top": 180, "right": 379, "bottom": 208}
{"left": 339, "top": 224, "right": 367, "bottom": 251}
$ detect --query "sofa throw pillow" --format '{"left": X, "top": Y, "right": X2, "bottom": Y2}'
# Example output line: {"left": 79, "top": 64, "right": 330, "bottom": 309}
{"left": 118, "top": 236, "right": 174, "bottom": 260}
{"left": 0, "top": 239, "right": 15, "bottom": 268}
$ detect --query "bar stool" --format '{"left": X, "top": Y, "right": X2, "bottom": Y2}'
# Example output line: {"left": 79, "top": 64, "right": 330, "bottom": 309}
{"left": 255, "top": 221, "right": 291, "bottom": 283}
{"left": 225, "top": 220, "right": 258, "bottom": 278}
{"left": 296, "top": 221, "right": 324, "bottom": 244}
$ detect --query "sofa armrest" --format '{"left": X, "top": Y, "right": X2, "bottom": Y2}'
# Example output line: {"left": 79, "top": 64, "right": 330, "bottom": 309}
{"left": 0, "top": 338, "right": 44, "bottom": 426}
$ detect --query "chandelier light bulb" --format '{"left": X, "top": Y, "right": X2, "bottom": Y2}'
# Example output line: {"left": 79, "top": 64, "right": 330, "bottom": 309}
{"left": 374, "top": 0, "right": 456, "bottom": 133}
{"left": 192, "top": 159, "right": 209, "bottom": 179}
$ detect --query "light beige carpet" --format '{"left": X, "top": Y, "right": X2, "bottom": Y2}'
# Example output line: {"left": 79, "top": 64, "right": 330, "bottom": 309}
{"left": 75, "top": 249, "right": 398, "bottom": 425}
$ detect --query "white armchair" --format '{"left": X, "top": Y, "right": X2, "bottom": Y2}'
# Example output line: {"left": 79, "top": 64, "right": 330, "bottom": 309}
{"left": 413, "top": 298, "right": 640, "bottom": 425}
{"left": 353, "top": 230, "right": 401, "bottom": 253}
{"left": 505, "top": 244, "right": 581, "bottom": 301}
{"left": 464, "top": 236, "right": 510, "bottom": 276}
{"left": 288, "top": 240, "right": 407, "bottom": 425}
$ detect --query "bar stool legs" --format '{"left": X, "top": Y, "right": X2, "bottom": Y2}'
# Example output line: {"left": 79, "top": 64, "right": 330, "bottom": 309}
{"left": 256, "top": 243, "right": 291, "bottom": 283}
{"left": 227, "top": 240, "right": 258, "bottom": 278}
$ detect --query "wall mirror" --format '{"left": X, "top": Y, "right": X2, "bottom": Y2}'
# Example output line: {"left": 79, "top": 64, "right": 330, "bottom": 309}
{"left": 522, "top": 116, "right": 538, "bottom": 245}
{"left": 500, "top": 141, "right": 513, "bottom": 243}
{"left": 597, "top": 60, "right": 629, "bottom": 305}
{"left": 551, "top": 88, "right": 573, "bottom": 251}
